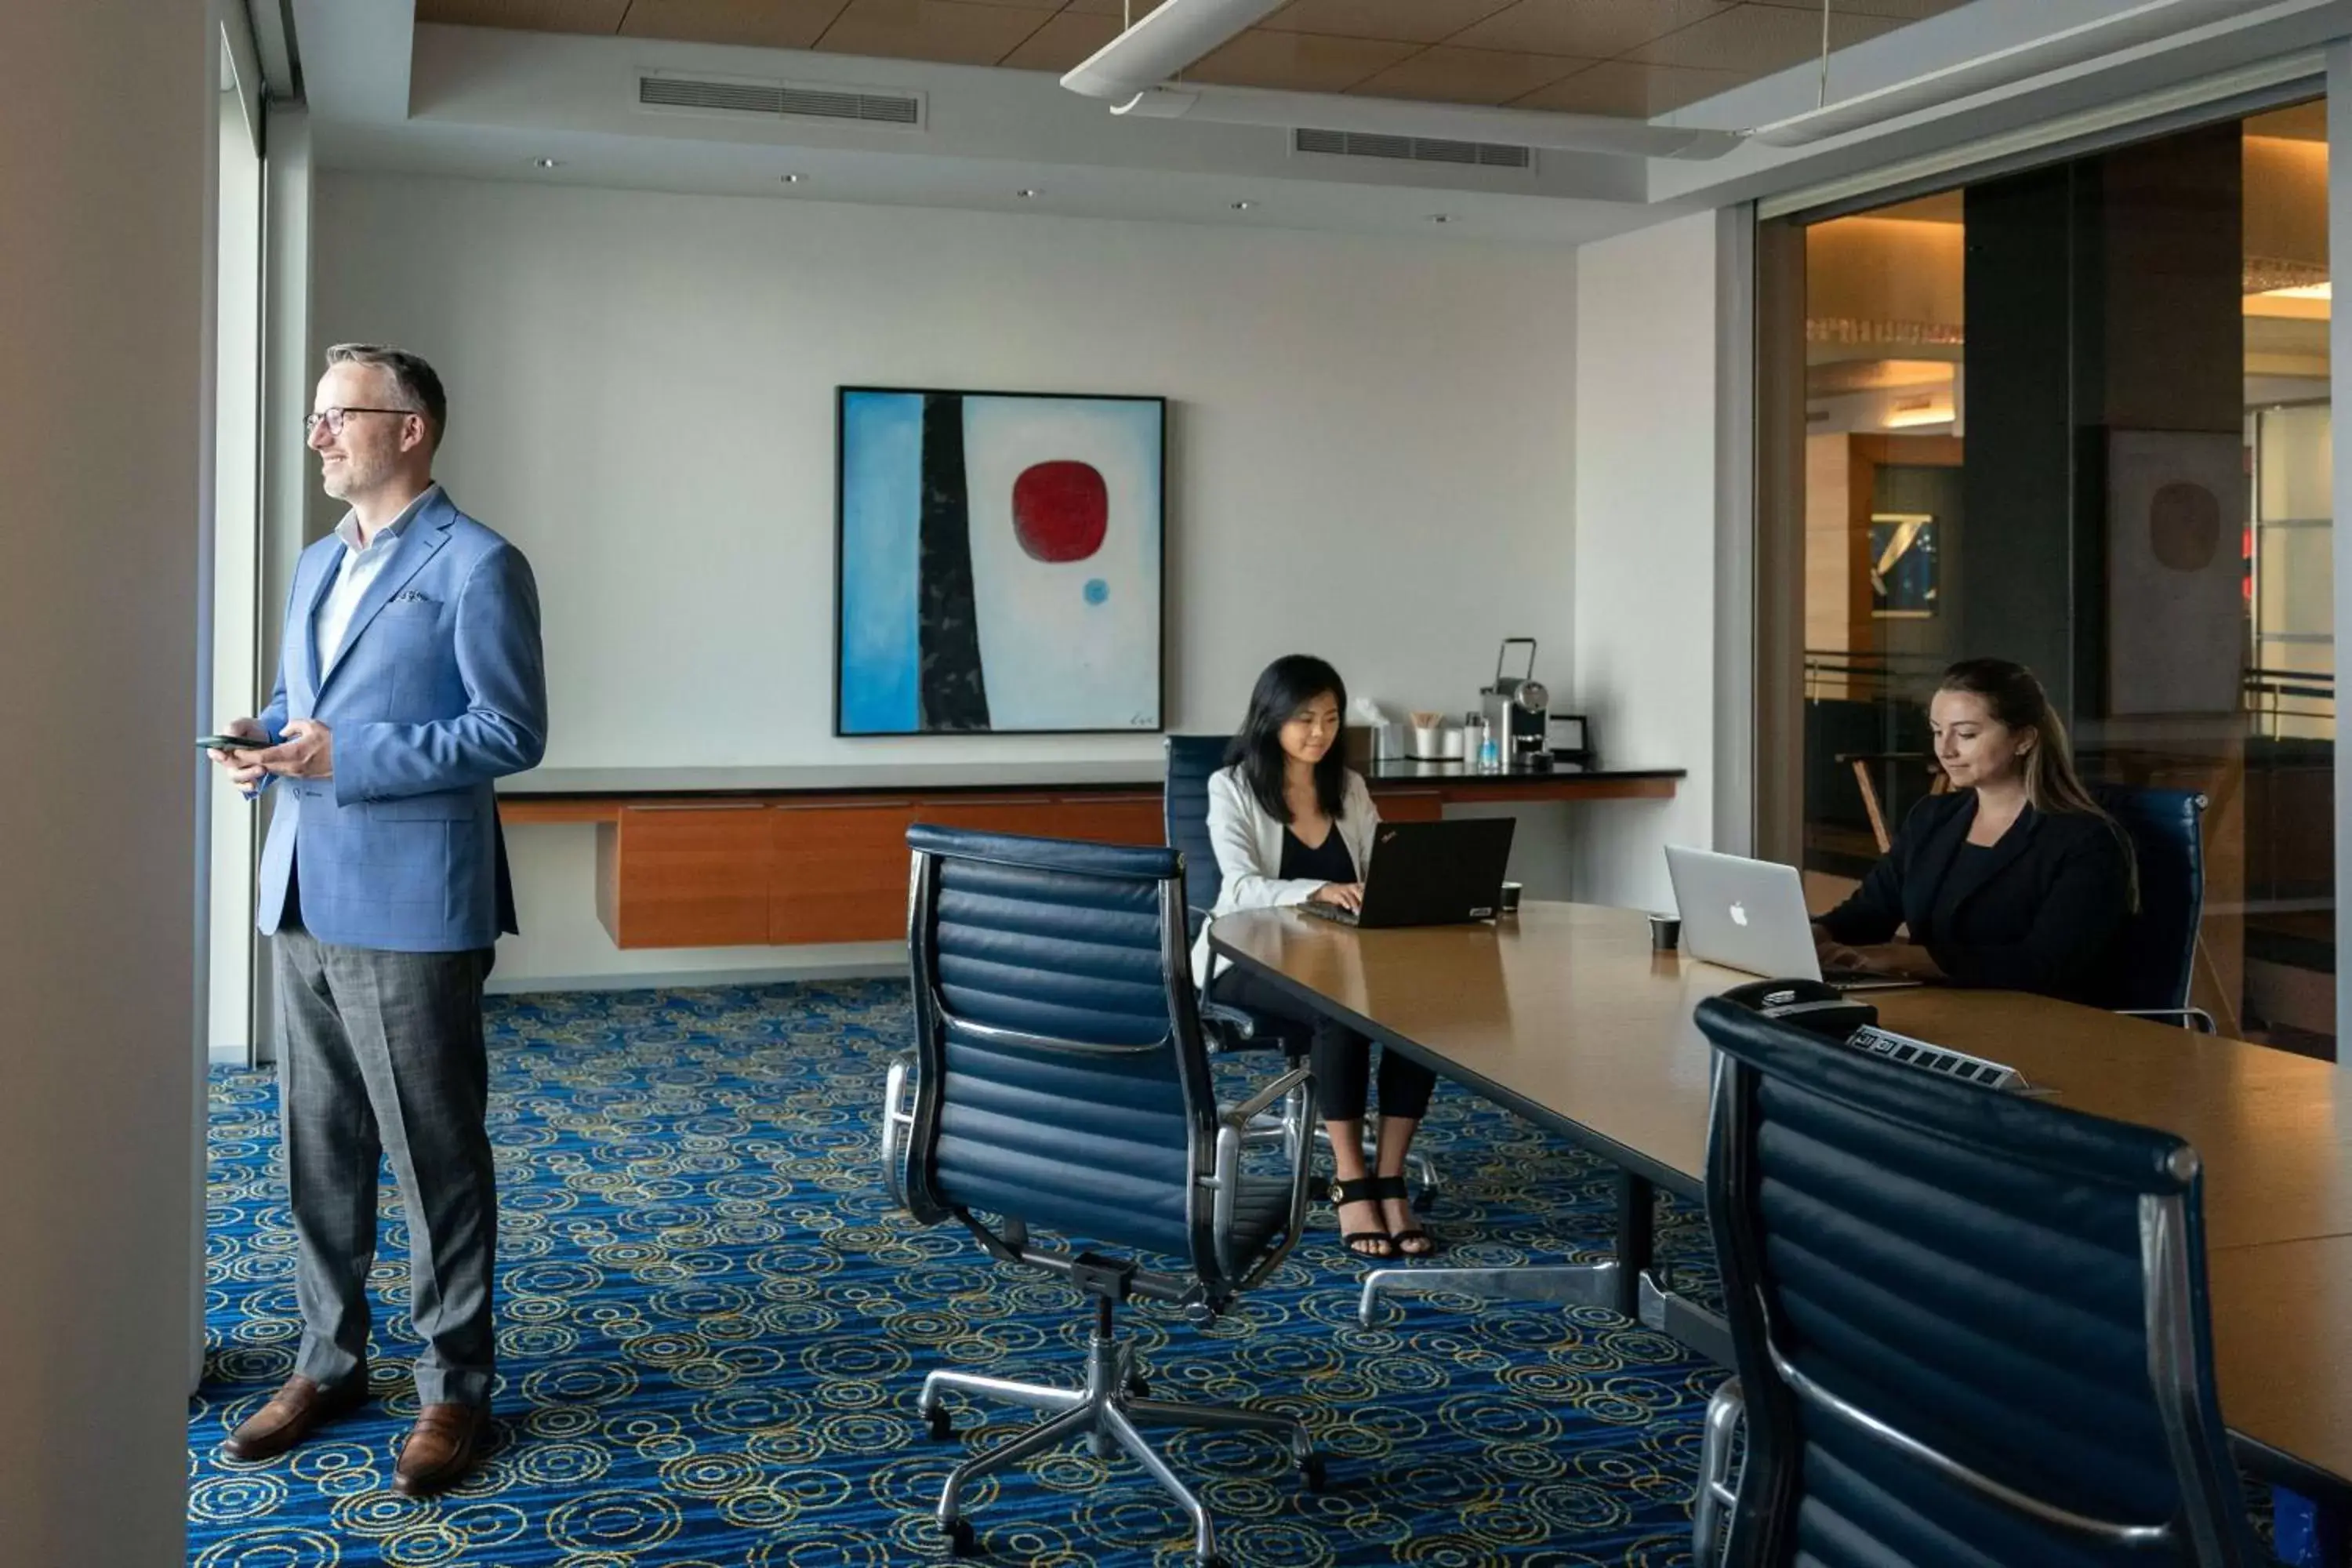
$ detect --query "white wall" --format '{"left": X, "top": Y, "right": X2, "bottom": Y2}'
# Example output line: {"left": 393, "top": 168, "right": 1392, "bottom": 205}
{"left": 309, "top": 173, "right": 1582, "bottom": 985}
{"left": 1, "top": 1, "right": 205, "bottom": 1561}
{"left": 1573, "top": 212, "right": 1723, "bottom": 912}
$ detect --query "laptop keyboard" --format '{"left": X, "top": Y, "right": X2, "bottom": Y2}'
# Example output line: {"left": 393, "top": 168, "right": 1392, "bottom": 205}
{"left": 1299, "top": 902, "right": 1359, "bottom": 925}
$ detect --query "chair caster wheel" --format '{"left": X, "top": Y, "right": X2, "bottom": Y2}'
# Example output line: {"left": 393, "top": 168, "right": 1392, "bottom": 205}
{"left": 1126, "top": 1374, "right": 1151, "bottom": 1399}
{"left": 1298, "top": 1452, "right": 1327, "bottom": 1492}
{"left": 924, "top": 1406, "right": 953, "bottom": 1441}
{"left": 1196, "top": 1556, "right": 1229, "bottom": 1568}
{"left": 940, "top": 1517, "right": 978, "bottom": 1556}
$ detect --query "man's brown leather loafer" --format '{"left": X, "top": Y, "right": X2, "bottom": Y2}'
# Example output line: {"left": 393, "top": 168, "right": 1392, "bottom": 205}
{"left": 220, "top": 1373, "right": 369, "bottom": 1461}
{"left": 392, "top": 1402, "right": 490, "bottom": 1498}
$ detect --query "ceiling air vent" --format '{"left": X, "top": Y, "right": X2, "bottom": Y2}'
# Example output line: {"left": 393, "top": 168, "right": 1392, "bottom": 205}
{"left": 638, "top": 71, "right": 923, "bottom": 129}
{"left": 1293, "top": 127, "right": 1531, "bottom": 171}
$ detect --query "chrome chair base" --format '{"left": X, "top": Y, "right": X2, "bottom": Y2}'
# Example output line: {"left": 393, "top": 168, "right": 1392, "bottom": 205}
{"left": 919, "top": 1323, "right": 1321, "bottom": 1566}
{"left": 1357, "top": 1259, "right": 1623, "bottom": 1327}
{"left": 1690, "top": 1376, "right": 1744, "bottom": 1565}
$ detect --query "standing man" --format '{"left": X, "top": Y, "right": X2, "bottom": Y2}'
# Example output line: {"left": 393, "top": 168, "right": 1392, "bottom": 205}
{"left": 208, "top": 344, "right": 546, "bottom": 1497}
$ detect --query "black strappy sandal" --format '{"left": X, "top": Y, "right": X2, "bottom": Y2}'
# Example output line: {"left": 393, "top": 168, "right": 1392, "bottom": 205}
{"left": 1371, "top": 1174, "right": 1441, "bottom": 1258}
{"left": 1328, "top": 1177, "right": 1397, "bottom": 1261}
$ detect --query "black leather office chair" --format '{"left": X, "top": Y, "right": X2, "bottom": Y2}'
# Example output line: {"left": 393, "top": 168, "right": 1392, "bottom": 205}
{"left": 1163, "top": 733, "right": 1438, "bottom": 1193}
{"left": 880, "top": 824, "right": 1323, "bottom": 1567}
{"left": 1690, "top": 993, "right": 2265, "bottom": 1567}
{"left": 2101, "top": 786, "right": 2216, "bottom": 1032}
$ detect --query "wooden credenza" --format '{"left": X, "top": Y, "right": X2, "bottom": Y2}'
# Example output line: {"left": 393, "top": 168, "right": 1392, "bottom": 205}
{"left": 502, "top": 762, "right": 1681, "bottom": 950}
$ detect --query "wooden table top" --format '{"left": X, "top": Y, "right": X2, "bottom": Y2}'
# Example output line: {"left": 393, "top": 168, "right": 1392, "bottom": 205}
{"left": 1211, "top": 898, "right": 2352, "bottom": 1498}
{"left": 1208, "top": 901, "right": 2352, "bottom": 1247}
{"left": 2208, "top": 1235, "right": 2352, "bottom": 1495}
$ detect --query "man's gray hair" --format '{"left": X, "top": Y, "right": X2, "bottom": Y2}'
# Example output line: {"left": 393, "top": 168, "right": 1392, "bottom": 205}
{"left": 325, "top": 343, "right": 448, "bottom": 452}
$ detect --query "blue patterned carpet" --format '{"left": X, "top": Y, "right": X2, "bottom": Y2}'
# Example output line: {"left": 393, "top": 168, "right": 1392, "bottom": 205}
{"left": 191, "top": 979, "right": 1716, "bottom": 1566}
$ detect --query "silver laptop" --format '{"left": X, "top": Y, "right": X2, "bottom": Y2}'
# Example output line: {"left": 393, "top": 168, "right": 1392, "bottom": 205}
{"left": 1663, "top": 844, "right": 1919, "bottom": 991}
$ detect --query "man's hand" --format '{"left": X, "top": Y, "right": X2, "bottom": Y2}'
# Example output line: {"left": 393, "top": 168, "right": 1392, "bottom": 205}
{"left": 255, "top": 717, "right": 335, "bottom": 780}
{"left": 208, "top": 717, "right": 270, "bottom": 793}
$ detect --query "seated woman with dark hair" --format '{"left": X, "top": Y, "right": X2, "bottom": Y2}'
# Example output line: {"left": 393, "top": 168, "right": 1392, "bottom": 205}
{"left": 1815, "top": 657, "right": 2136, "bottom": 1006}
{"left": 1189, "top": 654, "right": 1439, "bottom": 1261}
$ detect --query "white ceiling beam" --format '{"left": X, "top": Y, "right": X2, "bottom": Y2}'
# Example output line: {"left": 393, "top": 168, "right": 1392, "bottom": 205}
{"left": 1060, "top": 0, "right": 1289, "bottom": 102}
{"left": 1116, "top": 84, "right": 1744, "bottom": 161}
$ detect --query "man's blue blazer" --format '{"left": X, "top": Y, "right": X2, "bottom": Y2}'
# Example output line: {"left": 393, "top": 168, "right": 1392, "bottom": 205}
{"left": 255, "top": 488, "right": 548, "bottom": 953}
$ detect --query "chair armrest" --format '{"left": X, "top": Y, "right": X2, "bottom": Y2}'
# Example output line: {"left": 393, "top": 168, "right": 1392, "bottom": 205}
{"left": 1199, "top": 997, "right": 1259, "bottom": 1045}
{"left": 2117, "top": 1007, "right": 2217, "bottom": 1033}
{"left": 1207, "top": 1064, "right": 1316, "bottom": 1287}
{"left": 880, "top": 1054, "right": 917, "bottom": 1211}
{"left": 1221, "top": 1062, "right": 1311, "bottom": 1131}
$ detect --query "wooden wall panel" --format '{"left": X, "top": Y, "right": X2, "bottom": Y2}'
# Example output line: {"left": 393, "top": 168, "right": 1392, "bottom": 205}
{"left": 576, "top": 778, "right": 1673, "bottom": 949}
{"left": 770, "top": 800, "right": 919, "bottom": 945}
{"left": 1040, "top": 793, "right": 1164, "bottom": 846}
{"left": 609, "top": 804, "right": 771, "bottom": 948}
{"left": 1376, "top": 790, "right": 1446, "bottom": 822}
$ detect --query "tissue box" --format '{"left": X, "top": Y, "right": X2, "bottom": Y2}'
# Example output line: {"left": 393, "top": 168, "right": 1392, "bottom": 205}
{"left": 1344, "top": 724, "right": 1374, "bottom": 768}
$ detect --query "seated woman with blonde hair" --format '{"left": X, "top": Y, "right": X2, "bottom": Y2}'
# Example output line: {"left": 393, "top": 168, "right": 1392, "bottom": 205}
{"left": 1814, "top": 656, "right": 2134, "bottom": 1006}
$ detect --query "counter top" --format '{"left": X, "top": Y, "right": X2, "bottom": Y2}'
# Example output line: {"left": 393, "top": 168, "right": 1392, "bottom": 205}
{"left": 500, "top": 761, "right": 1167, "bottom": 797}
{"left": 499, "top": 760, "right": 1687, "bottom": 797}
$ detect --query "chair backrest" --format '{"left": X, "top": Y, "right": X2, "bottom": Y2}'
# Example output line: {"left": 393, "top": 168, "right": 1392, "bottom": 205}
{"left": 903, "top": 822, "right": 1222, "bottom": 1276}
{"left": 1163, "top": 735, "right": 1232, "bottom": 924}
{"left": 1696, "top": 996, "right": 2256, "bottom": 1568}
{"left": 2099, "top": 786, "right": 2208, "bottom": 1011}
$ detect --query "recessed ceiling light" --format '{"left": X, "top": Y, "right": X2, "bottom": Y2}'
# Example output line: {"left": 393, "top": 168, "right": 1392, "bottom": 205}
{"left": 780, "top": 172, "right": 806, "bottom": 184}
{"left": 1231, "top": 200, "right": 1254, "bottom": 211}
{"left": 534, "top": 157, "right": 562, "bottom": 169}
{"left": 1016, "top": 187, "right": 1042, "bottom": 198}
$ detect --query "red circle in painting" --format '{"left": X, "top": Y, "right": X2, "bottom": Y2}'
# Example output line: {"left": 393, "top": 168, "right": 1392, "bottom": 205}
{"left": 1011, "top": 461, "right": 1109, "bottom": 563}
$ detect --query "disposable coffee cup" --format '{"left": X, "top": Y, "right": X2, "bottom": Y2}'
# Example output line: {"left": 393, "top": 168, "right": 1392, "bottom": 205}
{"left": 1648, "top": 913, "right": 1681, "bottom": 952}
{"left": 1498, "top": 880, "right": 1523, "bottom": 914}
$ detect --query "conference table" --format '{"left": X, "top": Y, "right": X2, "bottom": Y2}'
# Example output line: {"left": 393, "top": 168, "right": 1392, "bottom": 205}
{"left": 1209, "top": 899, "right": 2352, "bottom": 1514}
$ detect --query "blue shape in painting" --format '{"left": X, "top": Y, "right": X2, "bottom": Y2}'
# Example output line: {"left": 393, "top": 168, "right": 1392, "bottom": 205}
{"left": 1083, "top": 578, "right": 1109, "bottom": 605}
{"left": 837, "top": 392, "right": 923, "bottom": 733}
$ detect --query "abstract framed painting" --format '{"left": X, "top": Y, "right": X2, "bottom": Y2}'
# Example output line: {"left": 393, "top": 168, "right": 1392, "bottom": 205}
{"left": 835, "top": 387, "right": 1167, "bottom": 736}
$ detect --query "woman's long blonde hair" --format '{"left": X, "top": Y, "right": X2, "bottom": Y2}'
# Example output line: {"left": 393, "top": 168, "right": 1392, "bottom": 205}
{"left": 1937, "top": 657, "right": 2137, "bottom": 907}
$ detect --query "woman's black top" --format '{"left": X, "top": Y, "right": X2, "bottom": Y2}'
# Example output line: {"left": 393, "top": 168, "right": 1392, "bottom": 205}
{"left": 1279, "top": 824, "right": 1357, "bottom": 885}
{"left": 1817, "top": 790, "right": 2132, "bottom": 1006}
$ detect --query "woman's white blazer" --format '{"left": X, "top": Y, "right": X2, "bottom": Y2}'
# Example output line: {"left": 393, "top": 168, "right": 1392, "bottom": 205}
{"left": 1188, "top": 764, "right": 1381, "bottom": 989}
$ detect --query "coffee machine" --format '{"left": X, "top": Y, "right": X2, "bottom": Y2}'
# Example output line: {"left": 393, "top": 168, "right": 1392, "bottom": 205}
{"left": 1479, "top": 638, "right": 1552, "bottom": 771}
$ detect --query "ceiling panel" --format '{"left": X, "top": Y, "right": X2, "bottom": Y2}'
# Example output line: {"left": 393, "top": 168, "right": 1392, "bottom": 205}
{"left": 420, "top": 0, "right": 1974, "bottom": 114}
{"left": 1624, "top": 4, "right": 1905, "bottom": 71}
{"left": 1447, "top": 0, "right": 1736, "bottom": 61}
{"left": 1350, "top": 45, "right": 1593, "bottom": 107}
{"left": 1749, "top": 0, "right": 1972, "bottom": 19}
{"left": 1508, "top": 56, "right": 1744, "bottom": 116}
{"left": 998, "top": 9, "right": 1123, "bottom": 70}
{"left": 421, "top": 0, "right": 631, "bottom": 32}
{"left": 617, "top": 0, "right": 848, "bottom": 49}
{"left": 1258, "top": 0, "right": 1520, "bottom": 45}
{"left": 815, "top": 0, "right": 1061, "bottom": 64}
{"left": 1184, "top": 28, "right": 1421, "bottom": 93}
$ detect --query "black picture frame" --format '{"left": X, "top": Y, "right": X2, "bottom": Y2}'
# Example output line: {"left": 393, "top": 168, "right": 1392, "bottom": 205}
{"left": 833, "top": 384, "right": 1170, "bottom": 738}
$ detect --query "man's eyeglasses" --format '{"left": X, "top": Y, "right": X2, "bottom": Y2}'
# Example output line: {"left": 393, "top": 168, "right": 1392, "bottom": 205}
{"left": 304, "top": 406, "right": 414, "bottom": 438}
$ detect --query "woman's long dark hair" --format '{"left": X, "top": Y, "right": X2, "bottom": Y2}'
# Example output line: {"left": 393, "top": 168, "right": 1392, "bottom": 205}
{"left": 1225, "top": 655, "right": 1350, "bottom": 823}
{"left": 1938, "top": 657, "right": 2137, "bottom": 906}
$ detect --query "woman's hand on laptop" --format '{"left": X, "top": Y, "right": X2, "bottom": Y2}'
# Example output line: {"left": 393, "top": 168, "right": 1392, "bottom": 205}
{"left": 1309, "top": 882, "right": 1364, "bottom": 913}
{"left": 1839, "top": 942, "right": 1947, "bottom": 981}
{"left": 1816, "top": 935, "right": 1869, "bottom": 973}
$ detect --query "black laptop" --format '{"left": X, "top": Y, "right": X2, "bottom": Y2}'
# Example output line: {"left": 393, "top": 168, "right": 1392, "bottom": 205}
{"left": 1299, "top": 818, "right": 1516, "bottom": 928}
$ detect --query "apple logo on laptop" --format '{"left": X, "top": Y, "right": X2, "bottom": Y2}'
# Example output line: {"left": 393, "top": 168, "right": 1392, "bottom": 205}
{"left": 1728, "top": 901, "right": 1749, "bottom": 927}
